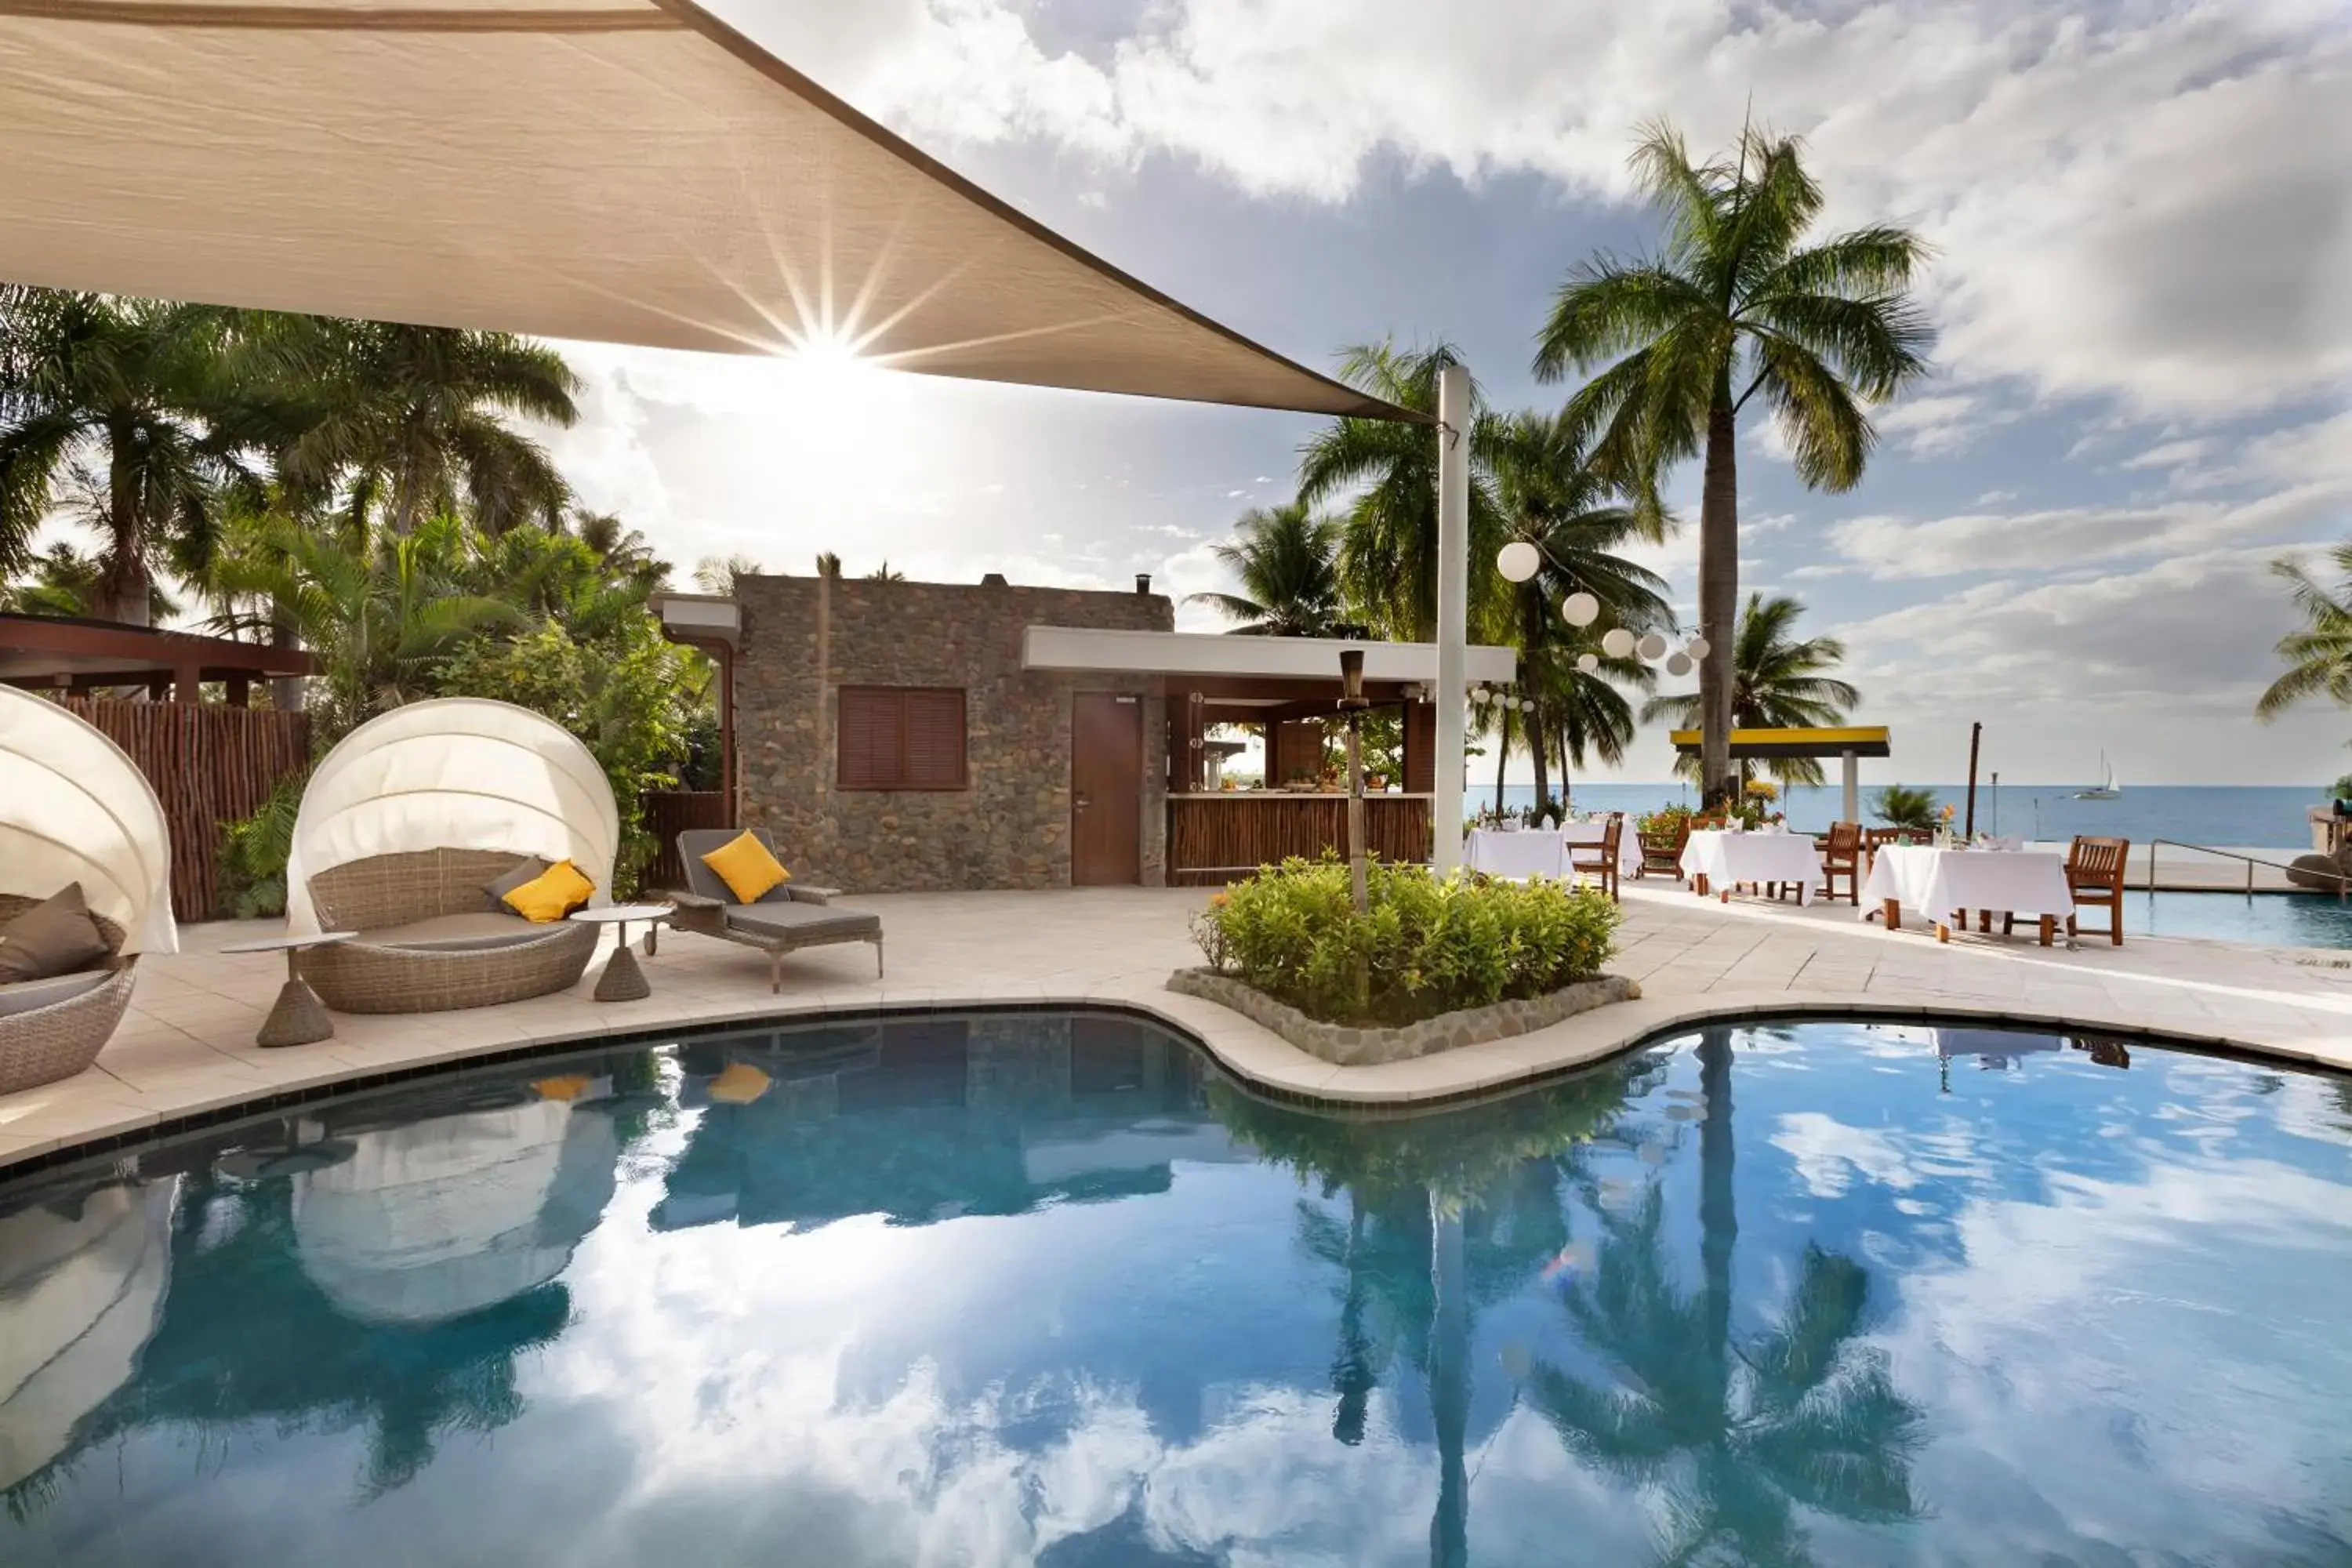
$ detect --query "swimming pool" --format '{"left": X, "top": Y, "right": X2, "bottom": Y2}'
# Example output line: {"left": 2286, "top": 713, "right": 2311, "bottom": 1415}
{"left": 3, "top": 1011, "right": 2347, "bottom": 1565}
{"left": 2132, "top": 888, "right": 2352, "bottom": 948}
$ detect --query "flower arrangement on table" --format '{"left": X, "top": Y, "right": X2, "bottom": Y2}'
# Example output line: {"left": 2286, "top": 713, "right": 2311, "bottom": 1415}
{"left": 1693, "top": 800, "right": 1785, "bottom": 832}
{"left": 1635, "top": 803, "right": 1696, "bottom": 838}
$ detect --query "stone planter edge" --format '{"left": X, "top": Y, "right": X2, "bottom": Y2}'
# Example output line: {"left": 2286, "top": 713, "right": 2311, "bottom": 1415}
{"left": 1165, "top": 967, "right": 1641, "bottom": 1067}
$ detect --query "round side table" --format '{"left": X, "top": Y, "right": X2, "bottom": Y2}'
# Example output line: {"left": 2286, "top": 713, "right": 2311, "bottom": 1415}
{"left": 220, "top": 931, "right": 357, "bottom": 1047}
{"left": 568, "top": 904, "right": 674, "bottom": 1002}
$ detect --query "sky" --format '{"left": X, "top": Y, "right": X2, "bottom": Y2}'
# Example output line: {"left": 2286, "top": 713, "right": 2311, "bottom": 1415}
{"left": 528, "top": 0, "right": 2352, "bottom": 786}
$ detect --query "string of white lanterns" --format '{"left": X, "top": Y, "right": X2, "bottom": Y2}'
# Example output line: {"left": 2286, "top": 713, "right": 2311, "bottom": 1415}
{"left": 1496, "top": 538, "right": 1708, "bottom": 679}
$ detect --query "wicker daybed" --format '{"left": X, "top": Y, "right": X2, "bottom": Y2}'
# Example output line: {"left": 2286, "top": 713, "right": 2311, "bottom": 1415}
{"left": 0, "top": 688, "right": 179, "bottom": 1098}
{"left": 672, "top": 828, "right": 883, "bottom": 992}
{"left": 0, "top": 898, "right": 138, "bottom": 1098}
{"left": 295, "top": 848, "right": 598, "bottom": 1014}
{"left": 281, "top": 697, "right": 622, "bottom": 1016}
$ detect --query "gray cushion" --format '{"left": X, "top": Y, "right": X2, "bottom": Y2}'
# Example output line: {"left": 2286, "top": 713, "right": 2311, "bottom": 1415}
{"left": 366, "top": 911, "right": 554, "bottom": 952}
{"left": 482, "top": 855, "right": 550, "bottom": 913}
{"left": 0, "top": 884, "right": 113, "bottom": 983}
{"left": 0, "top": 969, "right": 111, "bottom": 1017}
{"left": 724, "top": 902, "right": 880, "bottom": 942}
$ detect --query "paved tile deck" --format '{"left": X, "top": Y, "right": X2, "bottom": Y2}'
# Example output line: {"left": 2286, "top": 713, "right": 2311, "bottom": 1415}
{"left": 4, "top": 880, "right": 2350, "bottom": 1173}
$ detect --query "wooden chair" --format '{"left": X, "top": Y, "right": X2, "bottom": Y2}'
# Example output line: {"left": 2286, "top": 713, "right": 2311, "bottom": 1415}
{"left": 1819, "top": 822, "right": 1864, "bottom": 906}
{"left": 1636, "top": 818, "right": 1690, "bottom": 881}
{"left": 2065, "top": 836, "right": 2129, "bottom": 946}
{"left": 1570, "top": 813, "right": 1624, "bottom": 902}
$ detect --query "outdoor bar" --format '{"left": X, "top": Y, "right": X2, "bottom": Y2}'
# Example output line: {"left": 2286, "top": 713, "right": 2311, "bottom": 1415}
{"left": 1025, "top": 627, "right": 1515, "bottom": 884}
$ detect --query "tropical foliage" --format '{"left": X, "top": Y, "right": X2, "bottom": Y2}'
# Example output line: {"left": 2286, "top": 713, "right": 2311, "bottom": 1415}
{"left": 0, "top": 285, "right": 711, "bottom": 905}
{"left": 1534, "top": 121, "right": 1929, "bottom": 802}
{"left": 1186, "top": 501, "right": 1348, "bottom": 636}
{"left": 1871, "top": 783, "right": 1940, "bottom": 830}
{"left": 1190, "top": 855, "right": 1621, "bottom": 1026}
{"left": 1298, "top": 340, "right": 1509, "bottom": 642}
{"left": 1644, "top": 591, "right": 1859, "bottom": 786}
{"left": 2255, "top": 542, "right": 2352, "bottom": 724}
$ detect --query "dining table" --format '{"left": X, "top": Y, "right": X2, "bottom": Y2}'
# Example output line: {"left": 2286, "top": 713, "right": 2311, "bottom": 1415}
{"left": 1465, "top": 827, "right": 1565, "bottom": 880}
{"left": 1861, "top": 844, "right": 2076, "bottom": 945}
{"left": 1680, "top": 828, "right": 1825, "bottom": 905}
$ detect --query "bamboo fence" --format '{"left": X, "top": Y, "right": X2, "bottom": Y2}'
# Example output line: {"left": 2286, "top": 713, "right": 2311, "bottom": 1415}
{"left": 61, "top": 698, "right": 310, "bottom": 923}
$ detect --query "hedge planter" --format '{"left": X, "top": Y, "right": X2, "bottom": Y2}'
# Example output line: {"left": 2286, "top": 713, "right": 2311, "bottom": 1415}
{"left": 1167, "top": 967, "right": 1640, "bottom": 1068}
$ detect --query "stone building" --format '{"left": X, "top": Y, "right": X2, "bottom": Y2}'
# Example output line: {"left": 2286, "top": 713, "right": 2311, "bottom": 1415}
{"left": 729, "top": 572, "right": 1174, "bottom": 892}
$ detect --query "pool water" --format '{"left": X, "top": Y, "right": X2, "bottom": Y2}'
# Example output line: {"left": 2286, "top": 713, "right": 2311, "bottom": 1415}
{"left": 4, "top": 1013, "right": 2350, "bottom": 1566}
{"left": 2132, "top": 888, "right": 2352, "bottom": 948}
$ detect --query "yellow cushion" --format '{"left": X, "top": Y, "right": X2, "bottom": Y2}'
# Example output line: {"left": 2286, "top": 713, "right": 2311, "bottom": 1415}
{"left": 501, "top": 859, "right": 595, "bottom": 924}
{"left": 700, "top": 831, "right": 790, "bottom": 904}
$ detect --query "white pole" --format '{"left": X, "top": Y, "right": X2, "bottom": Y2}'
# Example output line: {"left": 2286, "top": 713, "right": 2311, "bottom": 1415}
{"left": 1433, "top": 363, "right": 1472, "bottom": 873}
{"left": 1841, "top": 750, "right": 1858, "bottom": 825}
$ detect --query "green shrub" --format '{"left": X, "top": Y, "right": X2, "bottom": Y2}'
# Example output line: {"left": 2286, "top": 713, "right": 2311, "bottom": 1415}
{"left": 217, "top": 772, "right": 307, "bottom": 920}
{"left": 1191, "top": 856, "right": 1621, "bottom": 1027}
{"left": 1871, "top": 782, "right": 1939, "bottom": 831}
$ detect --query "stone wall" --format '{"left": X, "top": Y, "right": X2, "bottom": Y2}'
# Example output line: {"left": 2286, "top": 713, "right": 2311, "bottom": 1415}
{"left": 734, "top": 573, "right": 1172, "bottom": 891}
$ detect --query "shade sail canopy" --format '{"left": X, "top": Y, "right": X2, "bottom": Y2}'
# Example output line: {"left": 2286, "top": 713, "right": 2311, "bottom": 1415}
{"left": 0, "top": 1181, "right": 175, "bottom": 1491}
{"left": 0, "top": 0, "right": 1410, "bottom": 421}
{"left": 285, "top": 698, "right": 619, "bottom": 932}
{"left": 0, "top": 687, "right": 178, "bottom": 954}
{"left": 292, "top": 1098, "right": 618, "bottom": 1323}
{"left": 1668, "top": 726, "right": 1893, "bottom": 760}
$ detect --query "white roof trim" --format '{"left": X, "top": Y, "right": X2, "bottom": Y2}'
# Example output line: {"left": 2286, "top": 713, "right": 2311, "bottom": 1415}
{"left": 1022, "top": 626, "right": 1517, "bottom": 685}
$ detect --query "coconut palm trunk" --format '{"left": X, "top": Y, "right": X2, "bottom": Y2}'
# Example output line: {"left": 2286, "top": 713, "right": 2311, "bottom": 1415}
{"left": 1428, "top": 1195, "right": 1470, "bottom": 1568}
{"left": 1492, "top": 703, "right": 1512, "bottom": 818}
{"left": 1697, "top": 1025, "right": 1737, "bottom": 1376}
{"left": 1700, "top": 392, "right": 1739, "bottom": 805}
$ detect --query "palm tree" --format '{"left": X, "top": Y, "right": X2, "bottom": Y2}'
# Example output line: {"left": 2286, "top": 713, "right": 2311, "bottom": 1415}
{"left": 1643, "top": 592, "right": 1859, "bottom": 786}
{"left": 0, "top": 291, "right": 234, "bottom": 623}
{"left": 1298, "top": 341, "right": 1510, "bottom": 641}
{"left": 2255, "top": 542, "right": 2352, "bottom": 722}
{"left": 1186, "top": 501, "right": 1348, "bottom": 636}
{"left": 1486, "top": 409, "right": 1672, "bottom": 808}
{"left": 254, "top": 317, "right": 579, "bottom": 535}
{"left": 693, "top": 553, "right": 764, "bottom": 593}
{"left": 2, "top": 538, "right": 178, "bottom": 622}
{"left": 1534, "top": 121, "right": 1931, "bottom": 804}
{"left": 1526, "top": 1029, "right": 1925, "bottom": 1564}
{"left": 205, "top": 512, "right": 519, "bottom": 742}
{"left": 568, "top": 509, "right": 667, "bottom": 591}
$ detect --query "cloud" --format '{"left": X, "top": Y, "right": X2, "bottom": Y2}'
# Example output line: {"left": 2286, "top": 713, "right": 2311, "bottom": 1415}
{"left": 722, "top": 0, "right": 2352, "bottom": 423}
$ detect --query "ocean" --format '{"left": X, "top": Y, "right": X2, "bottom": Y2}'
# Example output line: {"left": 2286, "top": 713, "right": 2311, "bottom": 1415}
{"left": 1473, "top": 783, "right": 2329, "bottom": 851}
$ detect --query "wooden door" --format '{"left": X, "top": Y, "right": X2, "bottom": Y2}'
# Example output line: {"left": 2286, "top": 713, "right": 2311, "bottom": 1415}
{"left": 1072, "top": 692, "right": 1142, "bottom": 885}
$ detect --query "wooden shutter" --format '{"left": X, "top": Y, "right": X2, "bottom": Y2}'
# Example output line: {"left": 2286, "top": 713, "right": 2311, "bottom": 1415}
{"left": 902, "top": 689, "right": 966, "bottom": 789}
{"left": 837, "top": 688, "right": 903, "bottom": 789}
{"left": 837, "top": 686, "right": 965, "bottom": 789}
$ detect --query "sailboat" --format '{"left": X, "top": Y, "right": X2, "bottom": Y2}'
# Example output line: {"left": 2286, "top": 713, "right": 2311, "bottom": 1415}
{"left": 2074, "top": 752, "right": 2122, "bottom": 800}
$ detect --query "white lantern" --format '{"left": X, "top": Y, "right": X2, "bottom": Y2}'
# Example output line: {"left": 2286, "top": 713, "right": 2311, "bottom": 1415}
{"left": 1497, "top": 540, "right": 1541, "bottom": 583}
{"left": 1471, "top": 685, "right": 1490, "bottom": 705}
{"left": 1601, "top": 627, "right": 1636, "bottom": 659}
{"left": 1665, "top": 652, "right": 1693, "bottom": 677}
{"left": 1686, "top": 637, "right": 1711, "bottom": 661}
{"left": 1576, "top": 652, "right": 1599, "bottom": 674}
{"left": 1561, "top": 590, "right": 1600, "bottom": 628}
{"left": 1637, "top": 631, "right": 1669, "bottom": 662}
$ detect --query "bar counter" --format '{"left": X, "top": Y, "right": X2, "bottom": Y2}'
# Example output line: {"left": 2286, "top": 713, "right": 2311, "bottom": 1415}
{"left": 1166, "top": 792, "right": 1434, "bottom": 884}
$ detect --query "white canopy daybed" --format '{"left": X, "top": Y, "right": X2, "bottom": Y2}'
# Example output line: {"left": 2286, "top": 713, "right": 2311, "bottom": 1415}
{"left": 0, "top": 1180, "right": 176, "bottom": 1490}
{"left": 0, "top": 688, "right": 177, "bottom": 1094}
{"left": 284, "top": 699, "right": 620, "bottom": 1013}
{"left": 292, "top": 1098, "right": 619, "bottom": 1325}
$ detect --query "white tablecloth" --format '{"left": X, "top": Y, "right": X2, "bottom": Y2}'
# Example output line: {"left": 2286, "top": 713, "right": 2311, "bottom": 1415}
{"left": 1681, "top": 829, "right": 1825, "bottom": 904}
{"left": 1862, "top": 845, "right": 2075, "bottom": 926}
{"left": 1562, "top": 821, "right": 1643, "bottom": 877}
{"left": 1467, "top": 829, "right": 1564, "bottom": 880}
